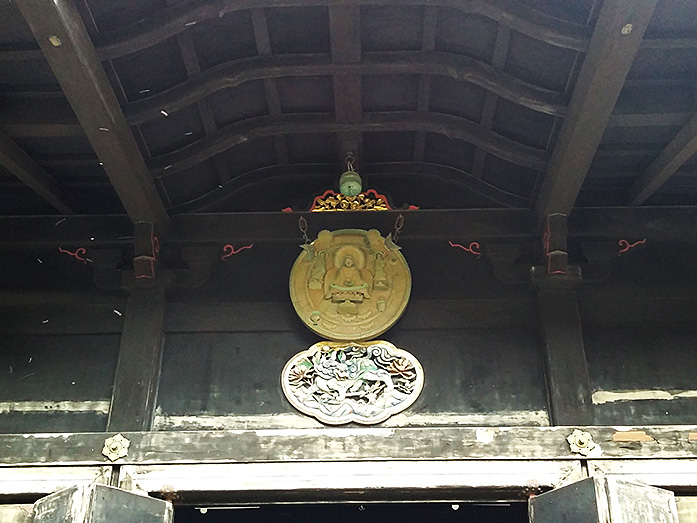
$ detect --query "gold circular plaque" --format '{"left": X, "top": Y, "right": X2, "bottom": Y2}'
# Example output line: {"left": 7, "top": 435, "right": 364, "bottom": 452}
{"left": 289, "top": 229, "right": 411, "bottom": 341}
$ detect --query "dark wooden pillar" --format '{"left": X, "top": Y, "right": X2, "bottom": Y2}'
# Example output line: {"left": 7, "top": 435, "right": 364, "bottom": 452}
{"left": 106, "top": 278, "right": 168, "bottom": 432}
{"left": 533, "top": 214, "right": 594, "bottom": 426}
{"left": 536, "top": 287, "right": 594, "bottom": 425}
{"left": 107, "top": 222, "right": 170, "bottom": 432}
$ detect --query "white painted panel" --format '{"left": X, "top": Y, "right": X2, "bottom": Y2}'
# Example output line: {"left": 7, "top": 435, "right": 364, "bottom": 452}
{"left": 122, "top": 460, "right": 580, "bottom": 499}
{"left": 589, "top": 460, "right": 697, "bottom": 488}
{"left": 0, "top": 467, "right": 109, "bottom": 495}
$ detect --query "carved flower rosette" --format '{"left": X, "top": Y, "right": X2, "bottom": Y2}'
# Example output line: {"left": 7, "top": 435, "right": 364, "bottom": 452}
{"left": 282, "top": 340, "right": 424, "bottom": 425}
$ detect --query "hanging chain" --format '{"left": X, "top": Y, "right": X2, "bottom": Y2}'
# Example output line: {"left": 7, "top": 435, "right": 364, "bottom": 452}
{"left": 298, "top": 216, "right": 310, "bottom": 244}
{"left": 345, "top": 151, "right": 356, "bottom": 172}
{"left": 392, "top": 214, "right": 405, "bottom": 244}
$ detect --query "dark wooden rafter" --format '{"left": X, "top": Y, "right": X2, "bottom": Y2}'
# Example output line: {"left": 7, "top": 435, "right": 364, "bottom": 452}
{"left": 534, "top": 0, "right": 658, "bottom": 223}
{"left": 329, "top": 5, "right": 363, "bottom": 166}
{"left": 6, "top": 104, "right": 687, "bottom": 140}
{"left": 628, "top": 113, "right": 697, "bottom": 205}
{"left": 123, "top": 52, "right": 567, "bottom": 125}
{"left": 251, "top": 8, "right": 289, "bottom": 166}
{"left": 3, "top": 0, "right": 697, "bottom": 63}
{"left": 4, "top": 33, "right": 697, "bottom": 65}
{"left": 0, "top": 131, "right": 74, "bottom": 214}
{"left": 72, "top": 0, "right": 174, "bottom": 210}
{"left": 167, "top": 0, "right": 230, "bottom": 185}
{"left": 147, "top": 112, "right": 549, "bottom": 177}
{"left": 1, "top": 0, "right": 586, "bottom": 62}
{"left": 170, "top": 162, "right": 528, "bottom": 213}
{"left": 413, "top": 6, "right": 438, "bottom": 162}
{"left": 471, "top": 25, "right": 512, "bottom": 180}
{"left": 14, "top": 0, "right": 170, "bottom": 233}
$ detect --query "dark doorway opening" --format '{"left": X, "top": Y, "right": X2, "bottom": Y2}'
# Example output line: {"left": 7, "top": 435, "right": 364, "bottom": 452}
{"left": 175, "top": 502, "right": 528, "bottom": 522}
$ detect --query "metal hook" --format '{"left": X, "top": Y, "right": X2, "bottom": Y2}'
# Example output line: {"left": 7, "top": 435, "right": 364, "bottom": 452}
{"left": 344, "top": 151, "right": 356, "bottom": 172}
{"left": 298, "top": 216, "right": 310, "bottom": 244}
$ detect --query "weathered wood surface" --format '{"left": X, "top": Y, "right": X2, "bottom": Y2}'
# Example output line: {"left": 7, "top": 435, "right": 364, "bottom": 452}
{"left": 120, "top": 460, "right": 581, "bottom": 502}
{"left": 537, "top": 290, "right": 594, "bottom": 425}
{"left": 0, "top": 467, "right": 109, "bottom": 498}
{"left": 146, "top": 112, "right": 548, "bottom": 176}
{"left": 0, "top": 426, "right": 695, "bottom": 466}
{"left": 0, "top": 505, "right": 32, "bottom": 523}
{"left": 169, "top": 209, "right": 537, "bottom": 244}
{"left": 123, "top": 52, "right": 567, "bottom": 125}
{"left": 24, "top": 0, "right": 589, "bottom": 61}
{"left": 107, "top": 282, "right": 168, "bottom": 432}
{"left": 2, "top": 207, "right": 697, "bottom": 250}
{"left": 164, "top": 299, "right": 536, "bottom": 333}
{"left": 589, "top": 460, "right": 697, "bottom": 489}
{"left": 529, "top": 476, "right": 679, "bottom": 523}
{"left": 0, "top": 305, "right": 125, "bottom": 335}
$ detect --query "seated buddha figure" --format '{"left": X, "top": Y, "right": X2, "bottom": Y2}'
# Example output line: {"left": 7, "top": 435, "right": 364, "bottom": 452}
{"left": 324, "top": 247, "right": 373, "bottom": 314}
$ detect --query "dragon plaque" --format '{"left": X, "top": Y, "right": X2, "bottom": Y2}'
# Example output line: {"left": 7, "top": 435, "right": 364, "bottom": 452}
{"left": 289, "top": 229, "right": 411, "bottom": 341}
{"left": 282, "top": 340, "right": 424, "bottom": 425}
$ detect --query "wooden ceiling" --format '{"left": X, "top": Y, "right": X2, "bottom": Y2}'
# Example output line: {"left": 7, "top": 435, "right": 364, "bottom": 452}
{"left": 1, "top": 0, "right": 697, "bottom": 230}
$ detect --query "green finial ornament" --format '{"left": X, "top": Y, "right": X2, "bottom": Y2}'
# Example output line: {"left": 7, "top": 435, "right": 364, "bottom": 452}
{"left": 339, "top": 152, "right": 362, "bottom": 196}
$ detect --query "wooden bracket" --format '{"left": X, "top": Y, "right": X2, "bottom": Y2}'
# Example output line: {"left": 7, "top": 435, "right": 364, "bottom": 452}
{"left": 133, "top": 221, "right": 158, "bottom": 279}
{"left": 544, "top": 213, "right": 569, "bottom": 275}
{"left": 532, "top": 214, "right": 582, "bottom": 290}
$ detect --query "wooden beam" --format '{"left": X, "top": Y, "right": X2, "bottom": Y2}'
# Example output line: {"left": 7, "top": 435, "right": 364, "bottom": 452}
{"left": 0, "top": 131, "right": 74, "bottom": 214}
{"left": 3, "top": 207, "right": 697, "bottom": 251}
{"left": 413, "top": 6, "right": 438, "bottom": 162}
{"left": 628, "top": 112, "right": 697, "bottom": 205}
{"left": 1, "top": 426, "right": 696, "bottom": 466}
{"left": 10, "top": 0, "right": 586, "bottom": 60}
{"left": 14, "top": 0, "right": 170, "bottom": 233}
{"left": 123, "top": 51, "right": 567, "bottom": 125}
{"left": 251, "top": 8, "right": 289, "bottom": 166}
{"left": 147, "top": 112, "right": 548, "bottom": 177}
{"left": 534, "top": 0, "right": 658, "bottom": 223}
{"left": 472, "top": 25, "right": 512, "bottom": 179}
{"left": 329, "top": 5, "right": 363, "bottom": 164}
{"left": 173, "top": 21, "right": 230, "bottom": 184}
{"left": 119, "top": 461, "right": 579, "bottom": 503}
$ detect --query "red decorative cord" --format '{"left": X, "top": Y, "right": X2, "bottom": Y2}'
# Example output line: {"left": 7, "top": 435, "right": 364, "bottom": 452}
{"left": 618, "top": 238, "right": 646, "bottom": 254}
{"left": 449, "top": 241, "right": 482, "bottom": 258}
{"left": 58, "top": 247, "right": 92, "bottom": 264}
{"left": 222, "top": 243, "right": 254, "bottom": 260}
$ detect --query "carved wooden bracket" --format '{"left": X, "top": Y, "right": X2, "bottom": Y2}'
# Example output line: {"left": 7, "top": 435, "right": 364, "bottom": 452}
{"left": 133, "top": 221, "right": 159, "bottom": 279}
{"left": 532, "top": 214, "right": 582, "bottom": 289}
